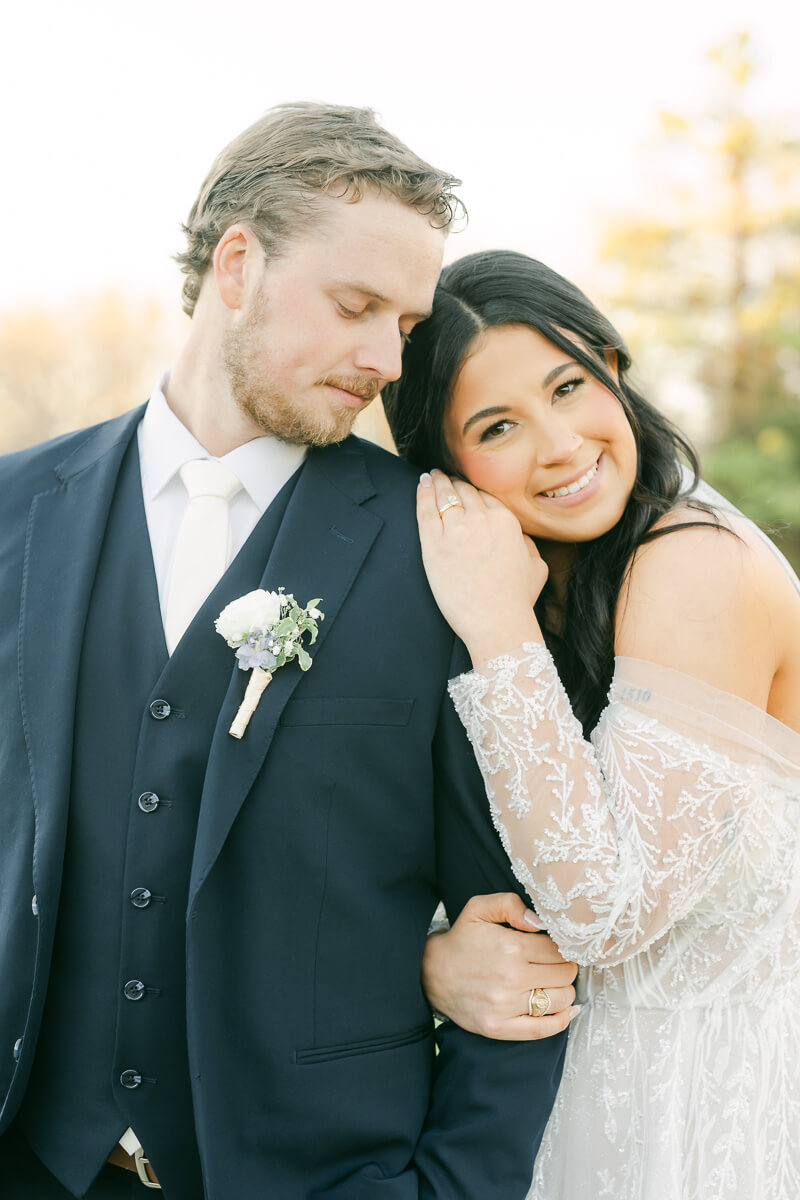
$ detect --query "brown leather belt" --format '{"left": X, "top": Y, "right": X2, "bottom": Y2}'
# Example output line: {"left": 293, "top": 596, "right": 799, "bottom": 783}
{"left": 108, "top": 1142, "right": 161, "bottom": 1188}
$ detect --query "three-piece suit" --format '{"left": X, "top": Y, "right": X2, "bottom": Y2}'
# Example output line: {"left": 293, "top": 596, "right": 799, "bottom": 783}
{"left": 0, "top": 403, "right": 565, "bottom": 1197}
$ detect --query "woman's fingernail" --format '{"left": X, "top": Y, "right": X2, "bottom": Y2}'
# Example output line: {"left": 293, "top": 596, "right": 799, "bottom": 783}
{"left": 568, "top": 1006, "right": 583, "bottom": 1019}
{"left": 524, "top": 910, "right": 546, "bottom": 929}
{"left": 419, "top": 472, "right": 433, "bottom": 486}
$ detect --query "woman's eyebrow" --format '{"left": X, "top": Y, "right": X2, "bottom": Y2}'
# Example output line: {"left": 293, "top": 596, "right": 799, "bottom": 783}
{"left": 461, "top": 361, "right": 584, "bottom": 435}
{"left": 462, "top": 405, "right": 510, "bottom": 436}
{"left": 543, "top": 360, "right": 580, "bottom": 387}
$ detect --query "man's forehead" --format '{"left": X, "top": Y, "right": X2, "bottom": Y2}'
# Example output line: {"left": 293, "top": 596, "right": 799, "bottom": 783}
{"left": 268, "top": 191, "right": 444, "bottom": 313}
{"left": 312, "top": 190, "right": 445, "bottom": 257}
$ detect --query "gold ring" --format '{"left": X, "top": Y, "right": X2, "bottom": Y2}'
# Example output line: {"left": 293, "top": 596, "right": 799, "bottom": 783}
{"left": 437, "top": 496, "right": 462, "bottom": 517}
{"left": 528, "top": 987, "right": 551, "bottom": 1018}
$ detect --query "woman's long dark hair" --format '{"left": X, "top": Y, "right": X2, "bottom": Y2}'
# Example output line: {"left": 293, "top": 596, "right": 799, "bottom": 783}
{"left": 382, "top": 250, "right": 713, "bottom": 734}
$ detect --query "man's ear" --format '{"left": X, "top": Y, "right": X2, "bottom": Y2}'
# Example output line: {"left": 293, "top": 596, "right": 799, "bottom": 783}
{"left": 603, "top": 348, "right": 620, "bottom": 383}
{"left": 212, "top": 223, "right": 259, "bottom": 311}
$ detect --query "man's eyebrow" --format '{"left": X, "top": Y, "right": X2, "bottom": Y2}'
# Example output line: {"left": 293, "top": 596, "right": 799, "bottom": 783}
{"left": 543, "top": 360, "right": 580, "bottom": 387}
{"left": 331, "top": 281, "right": 431, "bottom": 321}
{"left": 462, "top": 405, "right": 510, "bottom": 436}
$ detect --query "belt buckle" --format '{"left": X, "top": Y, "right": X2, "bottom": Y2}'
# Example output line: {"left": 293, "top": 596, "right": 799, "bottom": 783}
{"left": 134, "top": 1146, "right": 162, "bottom": 1189}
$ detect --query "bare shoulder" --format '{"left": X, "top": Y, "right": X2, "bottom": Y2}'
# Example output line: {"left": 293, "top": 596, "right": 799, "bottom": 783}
{"left": 614, "top": 503, "right": 789, "bottom": 703}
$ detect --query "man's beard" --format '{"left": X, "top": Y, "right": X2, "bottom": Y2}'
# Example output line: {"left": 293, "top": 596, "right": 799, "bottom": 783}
{"left": 222, "top": 298, "right": 381, "bottom": 448}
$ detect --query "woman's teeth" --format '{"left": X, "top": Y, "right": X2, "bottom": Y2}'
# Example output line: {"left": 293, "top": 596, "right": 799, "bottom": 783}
{"left": 542, "top": 459, "right": 599, "bottom": 499}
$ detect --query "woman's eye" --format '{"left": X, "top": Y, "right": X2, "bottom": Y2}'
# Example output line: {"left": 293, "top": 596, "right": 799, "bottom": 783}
{"left": 478, "top": 419, "right": 514, "bottom": 443}
{"left": 553, "top": 375, "right": 585, "bottom": 400}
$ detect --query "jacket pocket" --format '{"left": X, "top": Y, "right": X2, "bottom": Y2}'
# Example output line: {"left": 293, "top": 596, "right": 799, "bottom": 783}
{"left": 293, "top": 1020, "right": 432, "bottom": 1065}
{"left": 280, "top": 697, "right": 414, "bottom": 728}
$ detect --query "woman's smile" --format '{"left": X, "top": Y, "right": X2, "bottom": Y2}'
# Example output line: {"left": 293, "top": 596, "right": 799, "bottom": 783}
{"left": 536, "top": 455, "right": 602, "bottom": 503}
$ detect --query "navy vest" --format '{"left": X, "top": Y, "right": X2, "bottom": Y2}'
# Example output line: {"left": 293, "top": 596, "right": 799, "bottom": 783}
{"left": 19, "top": 436, "right": 298, "bottom": 1199}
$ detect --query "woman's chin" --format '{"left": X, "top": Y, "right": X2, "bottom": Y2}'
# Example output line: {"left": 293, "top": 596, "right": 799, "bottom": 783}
{"left": 520, "top": 496, "right": 629, "bottom": 543}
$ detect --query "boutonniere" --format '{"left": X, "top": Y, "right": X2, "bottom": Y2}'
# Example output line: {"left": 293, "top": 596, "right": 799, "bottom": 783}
{"left": 215, "top": 588, "right": 324, "bottom": 739}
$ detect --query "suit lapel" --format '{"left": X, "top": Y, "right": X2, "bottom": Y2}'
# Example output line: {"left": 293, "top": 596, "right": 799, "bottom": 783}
{"left": 19, "top": 408, "right": 146, "bottom": 899}
{"left": 189, "top": 439, "right": 383, "bottom": 908}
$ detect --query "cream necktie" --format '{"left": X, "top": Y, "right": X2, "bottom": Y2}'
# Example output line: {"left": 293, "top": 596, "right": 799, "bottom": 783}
{"left": 163, "top": 459, "right": 243, "bottom": 654}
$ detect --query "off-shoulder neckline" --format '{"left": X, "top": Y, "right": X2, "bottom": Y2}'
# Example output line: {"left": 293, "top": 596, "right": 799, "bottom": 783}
{"left": 614, "top": 654, "right": 800, "bottom": 770}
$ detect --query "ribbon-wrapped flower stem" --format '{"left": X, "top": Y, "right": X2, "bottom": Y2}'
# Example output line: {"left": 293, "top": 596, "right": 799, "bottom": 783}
{"left": 215, "top": 588, "right": 324, "bottom": 739}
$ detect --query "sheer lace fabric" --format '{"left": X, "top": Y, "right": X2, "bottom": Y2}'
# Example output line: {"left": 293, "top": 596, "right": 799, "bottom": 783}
{"left": 449, "top": 636, "right": 800, "bottom": 1197}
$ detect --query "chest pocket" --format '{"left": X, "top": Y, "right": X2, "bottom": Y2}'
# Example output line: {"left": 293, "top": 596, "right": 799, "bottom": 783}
{"left": 279, "top": 697, "right": 415, "bottom": 728}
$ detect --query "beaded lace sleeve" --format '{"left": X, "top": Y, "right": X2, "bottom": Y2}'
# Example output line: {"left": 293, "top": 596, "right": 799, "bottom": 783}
{"left": 449, "top": 644, "right": 800, "bottom": 966}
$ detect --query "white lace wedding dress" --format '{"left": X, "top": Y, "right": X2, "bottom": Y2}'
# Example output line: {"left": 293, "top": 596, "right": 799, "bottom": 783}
{"left": 449, "top": 489, "right": 800, "bottom": 1199}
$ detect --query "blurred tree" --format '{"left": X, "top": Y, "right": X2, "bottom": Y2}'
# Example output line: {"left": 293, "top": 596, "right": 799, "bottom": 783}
{"left": 597, "top": 32, "right": 800, "bottom": 567}
{"left": 0, "top": 294, "right": 184, "bottom": 454}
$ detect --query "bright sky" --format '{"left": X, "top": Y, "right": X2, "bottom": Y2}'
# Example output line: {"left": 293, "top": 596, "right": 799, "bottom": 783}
{"left": 2, "top": 0, "right": 798, "bottom": 312}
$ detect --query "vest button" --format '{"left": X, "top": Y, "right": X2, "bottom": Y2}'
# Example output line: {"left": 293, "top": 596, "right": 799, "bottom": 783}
{"left": 124, "top": 979, "right": 146, "bottom": 1001}
{"left": 138, "top": 792, "right": 160, "bottom": 813}
{"left": 13, "top": 1037, "right": 23, "bottom": 1062}
{"left": 149, "top": 699, "right": 171, "bottom": 721}
{"left": 31, "top": 894, "right": 39, "bottom": 916}
{"left": 130, "top": 888, "right": 152, "bottom": 909}
{"left": 120, "top": 1069, "right": 142, "bottom": 1089}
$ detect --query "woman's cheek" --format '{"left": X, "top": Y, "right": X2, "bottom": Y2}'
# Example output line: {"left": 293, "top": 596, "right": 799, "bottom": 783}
{"left": 594, "top": 389, "right": 636, "bottom": 452}
{"left": 456, "top": 449, "right": 517, "bottom": 499}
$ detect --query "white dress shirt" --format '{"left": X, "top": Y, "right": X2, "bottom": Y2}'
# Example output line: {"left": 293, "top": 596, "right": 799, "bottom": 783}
{"left": 137, "top": 373, "right": 307, "bottom": 619}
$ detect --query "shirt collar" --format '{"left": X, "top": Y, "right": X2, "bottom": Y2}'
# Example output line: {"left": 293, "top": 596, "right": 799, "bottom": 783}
{"left": 139, "top": 372, "right": 307, "bottom": 514}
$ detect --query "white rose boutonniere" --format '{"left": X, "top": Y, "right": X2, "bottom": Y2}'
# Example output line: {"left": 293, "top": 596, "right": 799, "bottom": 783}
{"left": 215, "top": 588, "right": 324, "bottom": 739}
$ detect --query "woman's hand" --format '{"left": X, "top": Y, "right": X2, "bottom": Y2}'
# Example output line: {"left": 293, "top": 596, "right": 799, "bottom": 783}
{"left": 422, "top": 893, "right": 580, "bottom": 1041}
{"left": 417, "top": 470, "right": 547, "bottom": 666}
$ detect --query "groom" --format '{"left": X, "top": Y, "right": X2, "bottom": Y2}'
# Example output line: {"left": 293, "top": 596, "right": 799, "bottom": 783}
{"left": 0, "top": 103, "right": 569, "bottom": 1198}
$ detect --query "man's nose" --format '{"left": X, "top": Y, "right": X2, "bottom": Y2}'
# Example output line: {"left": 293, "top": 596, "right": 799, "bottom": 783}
{"left": 352, "top": 326, "right": 404, "bottom": 383}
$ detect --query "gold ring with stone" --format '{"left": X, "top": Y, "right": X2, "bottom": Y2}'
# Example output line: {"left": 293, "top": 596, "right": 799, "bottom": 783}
{"left": 528, "top": 987, "right": 551, "bottom": 1018}
{"left": 437, "top": 495, "right": 463, "bottom": 517}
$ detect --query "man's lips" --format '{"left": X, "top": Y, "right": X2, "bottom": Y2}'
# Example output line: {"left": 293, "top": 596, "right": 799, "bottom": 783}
{"left": 325, "top": 384, "right": 371, "bottom": 409}
{"left": 320, "top": 378, "right": 381, "bottom": 410}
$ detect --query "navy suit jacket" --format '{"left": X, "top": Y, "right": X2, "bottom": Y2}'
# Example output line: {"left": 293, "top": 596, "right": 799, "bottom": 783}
{"left": 0, "top": 407, "right": 566, "bottom": 1198}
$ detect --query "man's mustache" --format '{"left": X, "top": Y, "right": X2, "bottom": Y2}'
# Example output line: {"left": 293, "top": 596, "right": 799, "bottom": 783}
{"left": 319, "top": 374, "right": 383, "bottom": 402}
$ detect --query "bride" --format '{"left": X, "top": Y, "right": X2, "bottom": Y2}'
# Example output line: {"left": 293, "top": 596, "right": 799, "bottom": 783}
{"left": 382, "top": 250, "right": 800, "bottom": 1199}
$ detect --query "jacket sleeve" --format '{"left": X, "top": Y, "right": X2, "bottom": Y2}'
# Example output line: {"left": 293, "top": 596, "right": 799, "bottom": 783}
{"left": 412, "top": 638, "right": 567, "bottom": 1200}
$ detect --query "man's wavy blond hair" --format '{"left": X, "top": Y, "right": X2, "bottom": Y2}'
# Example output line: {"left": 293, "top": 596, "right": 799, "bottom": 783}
{"left": 176, "top": 102, "right": 464, "bottom": 317}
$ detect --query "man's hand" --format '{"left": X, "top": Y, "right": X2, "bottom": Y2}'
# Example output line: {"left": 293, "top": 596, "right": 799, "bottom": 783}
{"left": 422, "top": 893, "right": 579, "bottom": 1041}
